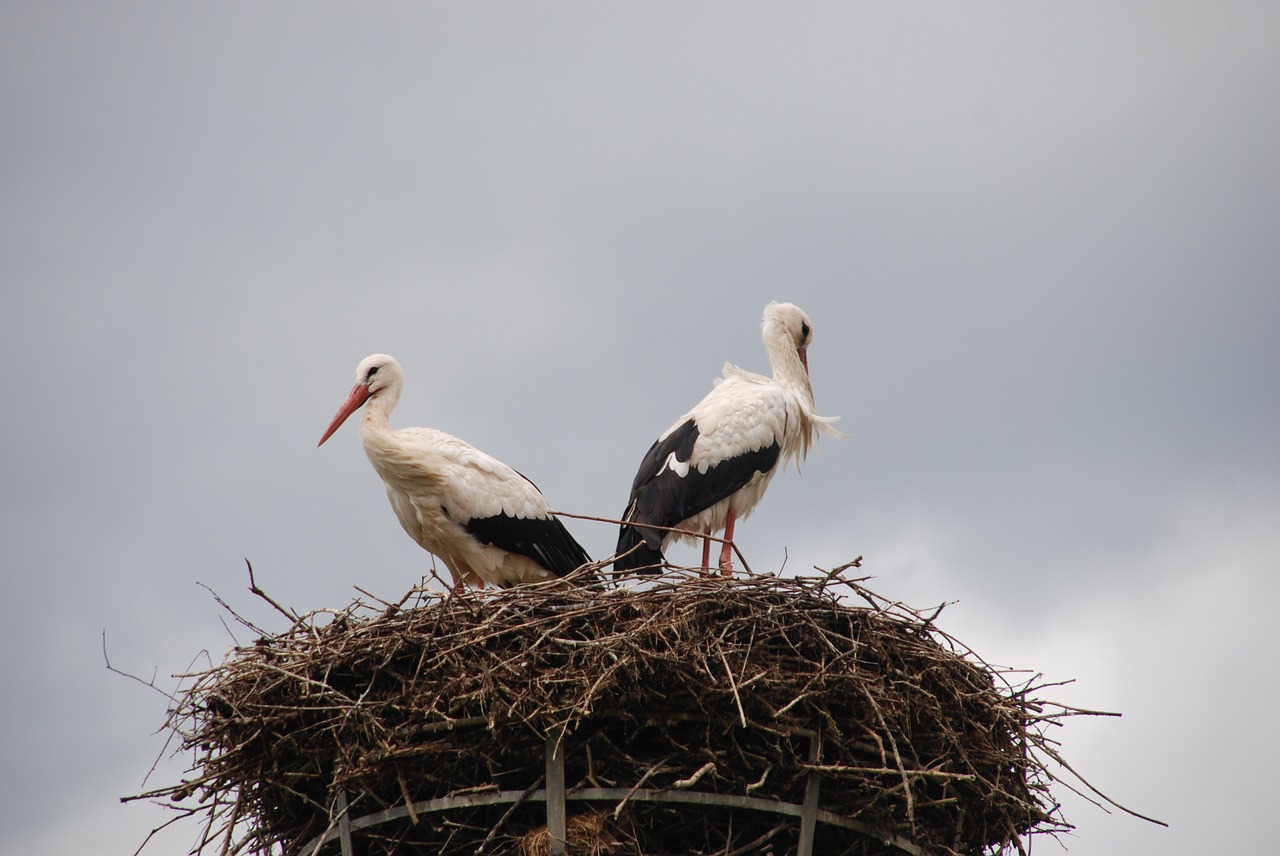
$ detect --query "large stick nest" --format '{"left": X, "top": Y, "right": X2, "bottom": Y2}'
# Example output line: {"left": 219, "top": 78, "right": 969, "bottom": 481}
{"left": 134, "top": 564, "right": 1091, "bottom": 855}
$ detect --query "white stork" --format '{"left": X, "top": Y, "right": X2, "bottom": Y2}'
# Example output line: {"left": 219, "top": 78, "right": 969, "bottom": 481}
{"left": 318, "top": 354, "right": 592, "bottom": 589}
{"left": 614, "top": 302, "right": 845, "bottom": 576}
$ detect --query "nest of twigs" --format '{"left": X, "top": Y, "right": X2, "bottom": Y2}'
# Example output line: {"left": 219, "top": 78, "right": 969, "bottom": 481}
{"left": 130, "top": 562, "right": 1115, "bottom": 855}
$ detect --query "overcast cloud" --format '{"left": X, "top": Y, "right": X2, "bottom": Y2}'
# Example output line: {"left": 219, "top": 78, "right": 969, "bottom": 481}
{"left": 2, "top": 4, "right": 1277, "bottom": 854}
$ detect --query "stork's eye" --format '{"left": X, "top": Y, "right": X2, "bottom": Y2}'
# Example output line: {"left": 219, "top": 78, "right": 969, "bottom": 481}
{"left": 801, "top": 322, "right": 811, "bottom": 340}
{"left": 367, "top": 366, "right": 380, "bottom": 379}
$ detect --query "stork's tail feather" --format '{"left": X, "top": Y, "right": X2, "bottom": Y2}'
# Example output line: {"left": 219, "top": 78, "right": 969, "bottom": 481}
{"left": 814, "top": 413, "right": 850, "bottom": 439}
{"left": 613, "top": 523, "right": 666, "bottom": 575}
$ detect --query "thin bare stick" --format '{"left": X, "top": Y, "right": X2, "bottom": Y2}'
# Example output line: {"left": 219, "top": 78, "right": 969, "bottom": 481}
{"left": 672, "top": 761, "right": 717, "bottom": 789}
{"left": 1037, "top": 742, "right": 1169, "bottom": 827}
{"left": 245, "top": 559, "right": 299, "bottom": 624}
{"left": 102, "top": 631, "right": 181, "bottom": 705}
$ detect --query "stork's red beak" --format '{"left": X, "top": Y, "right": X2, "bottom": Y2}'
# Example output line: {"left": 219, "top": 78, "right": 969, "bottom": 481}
{"left": 798, "top": 346, "right": 809, "bottom": 376}
{"left": 318, "top": 383, "right": 371, "bottom": 447}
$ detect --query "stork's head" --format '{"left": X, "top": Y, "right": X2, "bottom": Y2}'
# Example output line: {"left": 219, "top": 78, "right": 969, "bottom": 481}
{"left": 317, "top": 354, "right": 403, "bottom": 446}
{"left": 763, "top": 302, "right": 814, "bottom": 375}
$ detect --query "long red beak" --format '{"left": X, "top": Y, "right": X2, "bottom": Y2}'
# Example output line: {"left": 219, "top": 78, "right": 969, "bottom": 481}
{"left": 798, "top": 346, "right": 809, "bottom": 376}
{"left": 318, "top": 383, "right": 371, "bottom": 447}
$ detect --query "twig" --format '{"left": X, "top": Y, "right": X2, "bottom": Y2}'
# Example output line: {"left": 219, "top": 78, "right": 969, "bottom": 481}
{"left": 197, "top": 582, "right": 264, "bottom": 640}
{"left": 102, "top": 631, "right": 181, "bottom": 705}
{"left": 613, "top": 754, "right": 675, "bottom": 818}
{"left": 672, "top": 761, "right": 717, "bottom": 789}
{"left": 245, "top": 559, "right": 299, "bottom": 625}
{"left": 1037, "top": 742, "right": 1169, "bottom": 827}
{"left": 718, "top": 649, "right": 748, "bottom": 728}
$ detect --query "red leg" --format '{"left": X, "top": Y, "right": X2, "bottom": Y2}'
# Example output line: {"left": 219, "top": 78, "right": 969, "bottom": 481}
{"left": 701, "top": 530, "right": 712, "bottom": 572}
{"left": 718, "top": 509, "right": 737, "bottom": 577}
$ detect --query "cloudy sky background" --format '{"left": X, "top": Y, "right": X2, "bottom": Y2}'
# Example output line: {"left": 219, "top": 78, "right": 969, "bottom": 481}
{"left": 2, "top": 4, "right": 1277, "bottom": 854}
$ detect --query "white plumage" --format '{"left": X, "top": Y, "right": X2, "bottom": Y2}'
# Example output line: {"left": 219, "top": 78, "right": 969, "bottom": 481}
{"left": 319, "top": 354, "right": 591, "bottom": 589}
{"left": 615, "top": 302, "right": 845, "bottom": 575}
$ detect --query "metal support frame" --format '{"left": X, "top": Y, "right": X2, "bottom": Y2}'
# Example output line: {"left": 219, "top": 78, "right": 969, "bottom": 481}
{"left": 318, "top": 789, "right": 355, "bottom": 856}
{"left": 545, "top": 731, "right": 567, "bottom": 856}
{"left": 797, "top": 730, "right": 823, "bottom": 856}
{"left": 301, "top": 731, "right": 920, "bottom": 856}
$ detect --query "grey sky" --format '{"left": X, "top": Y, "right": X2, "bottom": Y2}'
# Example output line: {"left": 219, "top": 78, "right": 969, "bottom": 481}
{"left": 2, "top": 4, "right": 1277, "bottom": 854}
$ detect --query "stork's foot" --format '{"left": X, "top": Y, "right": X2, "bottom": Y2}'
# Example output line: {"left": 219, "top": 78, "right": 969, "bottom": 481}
{"left": 718, "top": 543, "right": 735, "bottom": 578}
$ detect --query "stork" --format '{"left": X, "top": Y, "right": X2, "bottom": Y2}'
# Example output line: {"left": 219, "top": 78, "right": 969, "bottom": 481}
{"left": 614, "top": 302, "right": 845, "bottom": 576}
{"left": 318, "top": 354, "right": 592, "bottom": 589}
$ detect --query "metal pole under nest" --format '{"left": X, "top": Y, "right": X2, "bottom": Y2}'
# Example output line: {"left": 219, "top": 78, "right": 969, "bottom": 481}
{"left": 545, "top": 732, "right": 568, "bottom": 856}
{"left": 797, "top": 731, "right": 823, "bottom": 856}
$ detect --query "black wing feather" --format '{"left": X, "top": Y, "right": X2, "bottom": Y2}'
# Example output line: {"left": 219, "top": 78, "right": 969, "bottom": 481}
{"left": 614, "top": 418, "right": 780, "bottom": 573}
{"left": 463, "top": 513, "right": 592, "bottom": 579}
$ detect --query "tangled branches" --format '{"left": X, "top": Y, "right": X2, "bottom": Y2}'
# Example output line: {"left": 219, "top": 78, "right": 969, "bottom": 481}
{"left": 127, "top": 564, "right": 1119, "bottom": 855}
